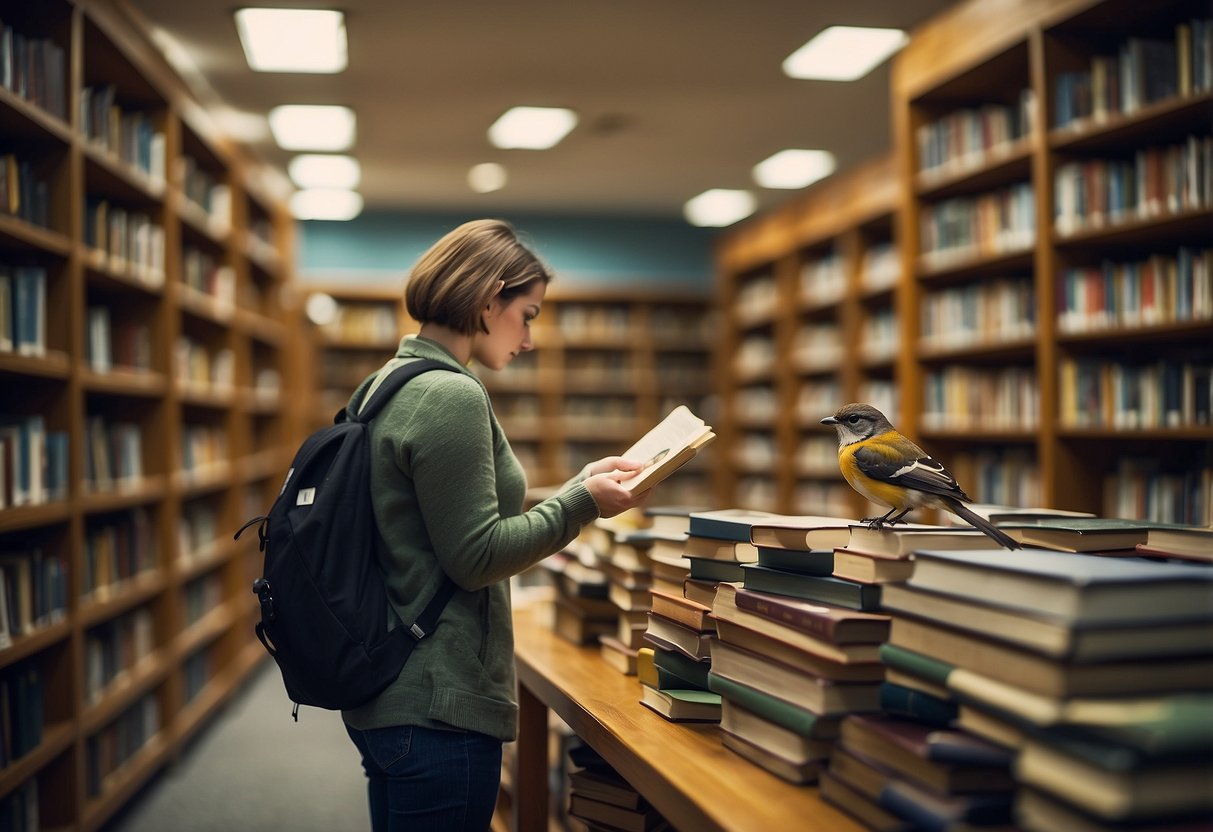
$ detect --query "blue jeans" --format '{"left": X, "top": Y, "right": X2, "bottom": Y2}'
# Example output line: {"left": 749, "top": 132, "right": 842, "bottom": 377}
{"left": 345, "top": 723, "right": 502, "bottom": 832}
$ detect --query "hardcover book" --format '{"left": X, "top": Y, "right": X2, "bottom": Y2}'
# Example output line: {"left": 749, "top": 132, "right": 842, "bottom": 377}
{"left": 719, "top": 698, "right": 833, "bottom": 764}
{"left": 687, "top": 508, "right": 781, "bottom": 542}
{"left": 707, "top": 672, "right": 842, "bottom": 739}
{"left": 638, "top": 684, "right": 721, "bottom": 723}
{"left": 709, "top": 640, "right": 883, "bottom": 716}
{"left": 720, "top": 730, "right": 824, "bottom": 785}
{"left": 713, "top": 617, "right": 886, "bottom": 682}
{"left": 647, "top": 589, "right": 712, "bottom": 632}
{"left": 908, "top": 548, "right": 1213, "bottom": 625}
{"left": 997, "top": 517, "right": 1155, "bottom": 552}
{"left": 881, "top": 581, "right": 1213, "bottom": 661}
{"left": 754, "top": 545, "right": 835, "bottom": 576}
{"left": 845, "top": 525, "right": 1004, "bottom": 558}
{"left": 740, "top": 564, "right": 883, "bottom": 611}
{"left": 748, "top": 515, "right": 853, "bottom": 551}
{"left": 733, "top": 587, "right": 891, "bottom": 644}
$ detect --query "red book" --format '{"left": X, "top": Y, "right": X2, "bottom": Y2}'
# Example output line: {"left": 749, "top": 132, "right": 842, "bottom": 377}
{"left": 732, "top": 587, "right": 890, "bottom": 644}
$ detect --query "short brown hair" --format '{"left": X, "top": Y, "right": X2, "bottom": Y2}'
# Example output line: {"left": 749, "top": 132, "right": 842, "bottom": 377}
{"left": 405, "top": 219, "right": 552, "bottom": 335}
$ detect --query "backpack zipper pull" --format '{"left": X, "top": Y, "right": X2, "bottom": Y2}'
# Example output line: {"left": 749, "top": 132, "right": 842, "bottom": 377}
{"left": 292, "top": 702, "right": 300, "bottom": 722}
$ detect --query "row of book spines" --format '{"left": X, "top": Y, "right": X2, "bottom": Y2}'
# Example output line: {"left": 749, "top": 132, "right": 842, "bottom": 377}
{"left": 920, "top": 277, "right": 1035, "bottom": 347}
{"left": 1059, "top": 358, "right": 1213, "bottom": 430}
{"left": 0, "top": 660, "right": 44, "bottom": 769}
{"left": 181, "top": 426, "right": 229, "bottom": 474}
{"left": 921, "top": 366, "right": 1040, "bottom": 432}
{"left": 174, "top": 339, "right": 235, "bottom": 389}
{"left": 84, "top": 607, "right": 155, "bottom": 705}
{"left": 84, "top": 416, "right": 143, "bottom": 492}
{"left": 918, "top": 182, "right": 1035, "bottom": 259}
{"left": 182, "top": 647, "right": 214, "bottom": 704}
{"left": 1053, "top": 19, "right": 1213, "bottom": 129}
{"left": 83, "top": 199, "right": 166, "bottom": 281}
{"left": 183, "top": 574, "right": 223, "bottom": 627}
{"left": 85, "top": 309, "right": 152, "bottom": 374}
{"left": 0, "top": 777, "right": 36, "bottom": 832}
{"left": 0, "top": 265, "right": 46, "bottom": 357}
{"left": 85, "top": 694, "right": 160, "bottom": 799}
{"left": 1058, "top": 247, "right": 1213, "bottom": 332}
{"left": 83, "top": 510, "right": 157, "bottom": 598}
{"left": 1053, "top": 136, "right": 1212, "bottom": 233}
{"left": 916, "top": 89, "right": 1034, "bottom": 173}
{"left": 0, "top": 551, "right": 68, "bottom": 641}
{"left": 0, "top": 23, "right": 67, "bottom": 120}
{"left": 1104, "top": 462, "right": 1212, "bottom": 525}
{"left": 318, "top": 306, "right": 399, "bottom": 342}
{"left": 0, "top": 416, "right": 68, "bottom": 509}
{"left": 80, "top": 85, "right": 166, "bottom": 181}
{"left": 0, "top": 152, "right": 49, "bottom": 230}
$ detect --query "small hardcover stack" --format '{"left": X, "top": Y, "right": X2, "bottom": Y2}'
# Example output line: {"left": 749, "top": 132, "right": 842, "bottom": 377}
{"left": 565, "top": 743, "right": 670, "bottom": 832}
{"left": 539, "top": 543, "right": 616, "bottom": 646}
{"left": 878, "top": 547, "right": 1213, "bottom": 831}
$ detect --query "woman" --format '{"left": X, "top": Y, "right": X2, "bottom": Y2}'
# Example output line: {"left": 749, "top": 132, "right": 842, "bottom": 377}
{"left": 342, "top": 219, "right": 646, "bottom": 831}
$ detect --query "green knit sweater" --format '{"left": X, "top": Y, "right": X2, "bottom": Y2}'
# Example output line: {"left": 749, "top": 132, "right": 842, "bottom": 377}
{"left": 341, "top": 336, "right": 599, "bottom": 741}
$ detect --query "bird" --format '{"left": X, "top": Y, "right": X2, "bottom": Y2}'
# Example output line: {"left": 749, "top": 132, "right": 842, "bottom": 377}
{"left": 821, "top": 403, "right": 1020, "bottom": 549}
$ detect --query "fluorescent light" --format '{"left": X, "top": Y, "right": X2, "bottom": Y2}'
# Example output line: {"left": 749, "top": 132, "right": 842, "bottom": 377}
{"left": 683, "top": 189, "right": 756, "bottom": 227}
{"left": 290, "top": 188, "right": 363, "bottom": 221}
{"left": 289, "top": 154, "right": 361, "bottom": 189}
{"left": 305, "top": 292, "right": 338, "bottom": 326}
{"left": 468, "top": 163, "right": 507, "bottom": 193}
{"left": 235, "top": 8, "right": 347, "bottom": 73}
{"left": 268, "top": 105, "right": 355, "bottom": 151}
{"left": 488, "top": 107, "right": 578, "bottom": 150}
{"left": 753, "top": 149, "right": 837, "bottom": 189}
{"left": 783, "top": 26, "right": 909, "bottom": 81}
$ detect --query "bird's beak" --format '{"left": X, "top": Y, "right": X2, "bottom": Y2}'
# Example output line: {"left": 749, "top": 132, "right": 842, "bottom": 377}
{"left": 821, "top": 416, "right": 838, "bottom": 425}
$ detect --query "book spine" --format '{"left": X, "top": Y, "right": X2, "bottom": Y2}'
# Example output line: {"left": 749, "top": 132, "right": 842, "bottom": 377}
{"left": 707, "top": 671, "right": 834, "bottom": 739}
{"left": 735, "top": 588, "right": 842, "bottom": 639}
{"left": 879, "top": 643, "right": 956, "bottom": 687}
{"left": 879, "top": 682, "right": 957, "bottom": 727}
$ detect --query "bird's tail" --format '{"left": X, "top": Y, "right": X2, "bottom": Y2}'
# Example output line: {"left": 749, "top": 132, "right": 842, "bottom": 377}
{"left": 946, "top": 500, "right": 1021, "bottom": 549}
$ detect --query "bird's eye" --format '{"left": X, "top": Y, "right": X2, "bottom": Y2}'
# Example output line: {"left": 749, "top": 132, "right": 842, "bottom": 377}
{"left": 847, "top": 415, "right": 861, "bottom": 424}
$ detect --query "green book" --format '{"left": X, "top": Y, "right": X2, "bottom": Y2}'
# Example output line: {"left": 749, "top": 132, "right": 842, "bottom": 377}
{"left": 687, "top": 508, "right": 781, "bottom": 542}
{"left": 740, "top": 564, "right": 882, "bottom": 611}
{"left": 687, "top": 556, "right": 745, "bottom": 582}
{"left": 707, "top": 672, "right": 840, "bottom": 739}
{"left": 755, "top": 545, "right": 835, "bottom": 576}
{"left": 879, "top": 681, "right": 957, "bottom": 727}
{"left": 653, "top": 647, "right": 711, "bottom": 691}
{"left": 879, "top": 642, "right": 956, "bottom": 688}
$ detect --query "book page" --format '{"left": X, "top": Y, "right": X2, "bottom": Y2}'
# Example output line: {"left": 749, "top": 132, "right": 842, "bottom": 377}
{"left": 619, "top": 405, "right": 714, "bottom": 493}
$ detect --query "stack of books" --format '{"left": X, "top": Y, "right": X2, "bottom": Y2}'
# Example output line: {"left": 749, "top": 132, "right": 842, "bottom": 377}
{"left": 598, "top": 524, "right": 657, "bottom": 676}
{"left": 565, "top": 742, "right": 670, "bottom": 832}
{"left": 879, "top": 547, "right": 1213, "bottom": 830}
{"left": 638, "top": 585, "right": 720, "bottom": 723}
{"left": 708, "top": 581, "right": 889, "bottom": 784}
{"left": 821, "top": 714, "right": 1016, "bottom": 831}
{"left": 539, "top": 543, "right": 617, "bottom": 646}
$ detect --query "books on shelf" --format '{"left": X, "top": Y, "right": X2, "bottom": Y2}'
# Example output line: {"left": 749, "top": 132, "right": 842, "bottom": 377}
{"left": 638, "top": 684, "right": 721, "bottom": 723}
{"left": 740, "top": 564, "right": 883, "bottom": 611}
{"left": 643, "top": 611, "right": 713, "bottom": 661}
{"left": 719, "top": 729, "right": 824, "bottom": 785}
{"left": 709, "top": 639, "right": 882, "bottom": 717}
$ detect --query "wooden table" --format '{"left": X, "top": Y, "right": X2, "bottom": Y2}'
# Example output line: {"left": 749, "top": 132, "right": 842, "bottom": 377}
{"left": 511, "top": 603, "right": 864, "bottom": 832}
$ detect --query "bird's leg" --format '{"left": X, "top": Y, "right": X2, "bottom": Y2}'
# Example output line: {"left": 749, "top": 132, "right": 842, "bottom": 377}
{"left": 886, "top": 508, "right": 912, "bottom": 525}
{"left": 861, "top": 507, "right": 898, "bottom": 528}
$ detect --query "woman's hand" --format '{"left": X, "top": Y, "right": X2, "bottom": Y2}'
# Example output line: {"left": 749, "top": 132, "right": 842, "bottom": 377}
{"left": 583, "top": 456, "right": 644, "bottom": 477}
{"left": 583, "top": 468, "right": 647, "bottom": 518}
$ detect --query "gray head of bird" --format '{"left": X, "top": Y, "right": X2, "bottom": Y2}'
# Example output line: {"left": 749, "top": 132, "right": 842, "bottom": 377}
{"left": 820, "top": 403, "right": 895, "bottom": 446}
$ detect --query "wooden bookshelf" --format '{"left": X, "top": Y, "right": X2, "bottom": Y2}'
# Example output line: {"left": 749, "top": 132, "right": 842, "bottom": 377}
{"left": 717, "top": 0, "right": 1212, "bottom": 525}
{"left": 301, "top": 284, "right": 716, "bottom": 503}
{"left": 0, "top": 0, "right": 297, "bottom": 828}
{"left": 715, "top": 155, "right": 902, "bottom": 517}
{"left": 892, "top": 0, "right": 1212, "bottom": 523}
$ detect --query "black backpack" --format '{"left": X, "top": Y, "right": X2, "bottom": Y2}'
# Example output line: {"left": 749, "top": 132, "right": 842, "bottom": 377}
{"left": 236, "top": 358, "right": 457, "bottom": 719}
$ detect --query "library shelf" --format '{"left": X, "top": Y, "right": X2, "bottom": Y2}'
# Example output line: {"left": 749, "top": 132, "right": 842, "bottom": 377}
{"left": 0, "top": 0, "right": 299, "bottom": 827}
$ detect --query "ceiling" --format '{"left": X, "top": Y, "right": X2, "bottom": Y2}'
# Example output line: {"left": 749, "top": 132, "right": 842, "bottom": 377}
{"left": 123, "top": 0, "right": 956, "bottom": 221}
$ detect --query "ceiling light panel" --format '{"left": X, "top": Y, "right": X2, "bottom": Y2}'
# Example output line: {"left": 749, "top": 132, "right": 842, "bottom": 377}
{"left": 783, "top": 26, "right": 909, "bottom": 82}
{"left": 289, "top": 154, "right": 361, "bottom": 189}
{"left": 290, "top": 188, "right": 364, "bottom": 221}
{"left": 268, "top": 105, "right": 356, "bottom": 151}
{"left": 468, "top": 163, "right": 508, "bottom": 193}
{"left": 488, "top": 107, "right": 578, "bottom": 150}
{"left": 683, "top": 189, "right": 756, "bottom": 227}
{"left": 753, "top": 149, "right": 837, "bottom": 189}
{"left": 235, "top": 8, "right": 348, "bottom": 73}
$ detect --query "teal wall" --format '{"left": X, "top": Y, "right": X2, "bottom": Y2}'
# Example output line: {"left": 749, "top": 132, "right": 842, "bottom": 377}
{"left": 295, "top": 211, "right": 720, "bottom": 293}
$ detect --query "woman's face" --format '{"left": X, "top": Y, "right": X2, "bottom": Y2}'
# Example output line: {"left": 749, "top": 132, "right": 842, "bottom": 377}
{"left": 472, "top": 280, "right": 546, "bottom": 371}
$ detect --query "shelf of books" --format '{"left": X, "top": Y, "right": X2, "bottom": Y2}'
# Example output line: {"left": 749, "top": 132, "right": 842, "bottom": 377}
{"left": 892, "top": 0, "right": 1212, "bottom": 523}
{"left": 0, "top": 0, "right": 296, "bottom": 828}
{"left": 303, "top": 284, "right": 717, "bottom": 503}
{"left": 715, "top": 155, "right": 902, "bottom": 517}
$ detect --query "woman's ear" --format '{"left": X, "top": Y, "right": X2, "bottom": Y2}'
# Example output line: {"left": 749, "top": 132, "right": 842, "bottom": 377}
{"left": 486, "top": 279, "right": 506, "bottom": 310}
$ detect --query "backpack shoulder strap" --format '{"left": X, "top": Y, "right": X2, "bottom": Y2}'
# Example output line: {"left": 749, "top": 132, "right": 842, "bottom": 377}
{"left": 350, "top": 359, "right": 452, "bottom": 423}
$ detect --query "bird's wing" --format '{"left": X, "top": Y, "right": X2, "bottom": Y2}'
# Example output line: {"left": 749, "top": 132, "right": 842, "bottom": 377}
{"left": 852, "top": 440, "right": 971, "bottom": 502}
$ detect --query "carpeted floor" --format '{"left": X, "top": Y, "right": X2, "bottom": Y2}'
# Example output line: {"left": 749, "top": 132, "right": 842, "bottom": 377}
{"left": 104, "top": 661, "right": 370, "bottom": 832}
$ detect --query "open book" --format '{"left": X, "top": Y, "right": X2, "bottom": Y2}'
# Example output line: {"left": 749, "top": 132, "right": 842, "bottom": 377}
{"left": 619, "top": 405, "right": 714, "bottom": 495}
